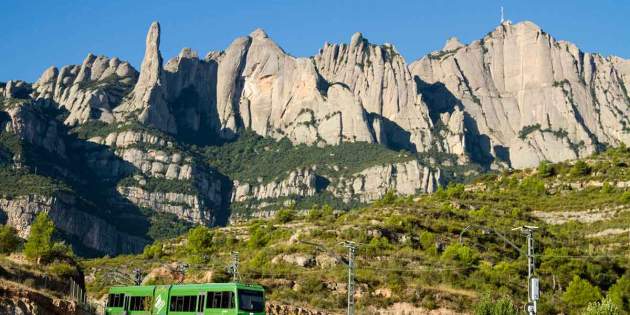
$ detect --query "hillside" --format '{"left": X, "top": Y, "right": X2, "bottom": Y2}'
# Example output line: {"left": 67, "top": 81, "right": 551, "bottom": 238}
{"left": 82, "top": 147, "right": 630, "bottom": 314}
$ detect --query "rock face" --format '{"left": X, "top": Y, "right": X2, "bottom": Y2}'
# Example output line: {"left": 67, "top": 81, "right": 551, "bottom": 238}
{"left": 0, "top": 194, "right": 147, "bottom": 255}
{"left": 32, "top": 54, "right": 138, "bottom": 126}
{"left": 232, "top": 168, "right": 318, "bottom": 202}
{"left": 115, "top": 22, "right": 176, "bottom": 133}
{"left": 232, "top": 160, "right": 441, "bottom": 213}
{"left": 314, "top": 32, "right": 434, "bottom": 151}
{"left": 410, "top": 21, "right": 630, "bottom": 168}
{"left": 330, "top": 160, "right": 441, "bottom": 203}
{"left": 216, "top": 29, "right": 375, "bottom": 145}
{"left": 4, "top": 102, "right": 66, "bottom": 157}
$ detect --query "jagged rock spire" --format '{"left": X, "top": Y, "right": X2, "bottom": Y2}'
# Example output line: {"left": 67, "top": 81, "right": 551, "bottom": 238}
{"left": 115, "top": 21, "right": 176, "bottom": 133}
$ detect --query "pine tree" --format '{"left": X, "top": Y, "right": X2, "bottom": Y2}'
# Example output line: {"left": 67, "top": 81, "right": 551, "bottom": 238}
{"left": 24, "top": 212, "right": 54, "bottom": 263}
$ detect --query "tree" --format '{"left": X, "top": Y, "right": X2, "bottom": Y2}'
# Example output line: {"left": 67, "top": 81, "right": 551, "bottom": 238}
{"left": 562, "top": 275, "right": 602, "bottom": 311}
{"left": 187, "top": 226, "right": 213, "bottom": 263}
{"left": 608, "top": 275, "right": 630, "bottom": 311}
{"left": 0, "top": 225, "right": 20, "bottom": 254}
{"left": 583, "top": 298, "right": 621, "bottom": 315}
{"left": 24, "top": 212, "right": 55, "bottom": 262}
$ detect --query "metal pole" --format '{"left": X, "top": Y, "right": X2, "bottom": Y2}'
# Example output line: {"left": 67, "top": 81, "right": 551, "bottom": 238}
{"left": 231, "top": 251, "right": 240, "bottom": 282}
{"left": 342, "top": 241, "right": 357, "bottom": 315}
{"left": 526, "top": 229, "right": 537, "bottom": 315}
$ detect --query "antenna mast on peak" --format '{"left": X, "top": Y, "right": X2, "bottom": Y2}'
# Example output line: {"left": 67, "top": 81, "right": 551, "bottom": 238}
{"left": 501, "top": 6, "right": 505, "bottom": 23}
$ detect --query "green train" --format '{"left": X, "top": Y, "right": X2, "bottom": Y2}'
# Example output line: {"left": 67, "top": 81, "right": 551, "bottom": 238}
{"left": 105, "top": 283, "right": 265, "bottom": 315}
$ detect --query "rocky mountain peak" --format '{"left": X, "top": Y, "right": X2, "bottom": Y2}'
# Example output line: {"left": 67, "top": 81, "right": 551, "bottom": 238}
{"left": 249, "top": 28, "right": 269, "bottom": 39}
{"left": 442, "top": 37, "right": 464, "bottom": 51}
{"left": 114, "top": 21, "right": 176, "bottom": 133}
{"left": 350, "top": 32, "right": 364, "bottom": 47}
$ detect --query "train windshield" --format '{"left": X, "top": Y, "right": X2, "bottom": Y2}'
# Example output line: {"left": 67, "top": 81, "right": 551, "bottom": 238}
{"left": 238, "top": 289, "right": 264, "bottom": 312}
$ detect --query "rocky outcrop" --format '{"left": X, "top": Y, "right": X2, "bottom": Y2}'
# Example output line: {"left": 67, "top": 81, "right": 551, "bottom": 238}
{"left": 314, "top": 32, "right": 434, "bottom": 151}
{"left": 233, "top": 160, "right": 440, "bottom": 208}
{"left": 216, "top": 29, "right": 375, "bottom": 145}
{"left": 2, "top": 80, "right": 32, "bottom": 99}
{"left": 410, "top": 21, "right": 630, "bottom": 168}
{"left": 114, "top": 22, "right": 176, "bottom": 133}
{"left": 330, "top": 160, "right": 441, "bottom": 203}
{"left": 117, "top": 185, "right": 213, "bottom": 224}
{"left": 232, "top": 168, "right": 318, "bottom": 202}
{"left": 33, "top": 54, "right": 138, "bottom": 126}
{"left": 0, "top": 194, "right": 147, "bottom": 255}
{"left": 266, "top": 303, "right": 333, "bottom": 315}
{"left": 4, "top": 102, "right": 66, "bottom": 157}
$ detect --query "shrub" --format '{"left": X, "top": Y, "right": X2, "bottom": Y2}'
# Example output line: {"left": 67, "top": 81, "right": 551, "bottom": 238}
{"left": 519, "top": 177, "right": 546, "bottom": 196}
{"left": 374, "top": 190, "right": 398, "bottom": 206}
{"left": 562, "top": 275, "right": 602, "bottom": 310}
{"left": 570, "top": 160, "right": 592, "bottom": 177}
{"left": 24, "top": 212, "right": 54, "bottom": 263}
{"left": 473, "top": 294, "right": 518, "bottom": 315}
{"left": 48, "top": 262, "right": 78, "bottom": 278}
{"left": 275, "top": 208, "right": 296, "bottom": 223}
{"left": 41, "top": 242, "right": 74, "bottom": 263}
{"left": 0, "top": 225, "right": 20, "bottom": 254}
{"left": 143, "top": 242, "right": 164, "bottom": 260}
{"left": 583, "top": 298, "right": 621, "bottom": 315}
{"left": 537, "top": 160, "right": 555, "bottom": 177}
{"left": 608, "top": 274, "right": 630, "bottom": 311}
{"left": 441, "top": 243, "right": 478, "bottom": 265}
{"left": 619, "top": 191, "right": 630, "bottom": 204}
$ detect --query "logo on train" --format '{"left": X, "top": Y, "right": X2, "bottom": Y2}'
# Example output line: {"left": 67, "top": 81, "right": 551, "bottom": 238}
{"left": 154, "top": 295, "right": 166, "bottom": 313}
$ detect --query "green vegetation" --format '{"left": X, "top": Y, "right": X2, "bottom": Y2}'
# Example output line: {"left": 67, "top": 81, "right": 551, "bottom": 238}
{"left": 562, "top": 275, "right": 603, "bottom": 310}
{"left": 202, "top": 131, "right": 413, "bottom": 184}
{"left": 0, "top": 225, "right": 21, "bottom": 254}
{"left": 186, "top": 226, "right": 214, "bottom": 263}
{"left": 608, "top": 275, "right": 630, "bottom": 311}
{"left": 24, "top": 212, "right": 55, "bottom": 263}
{"left": 0, "top": 167, "right": 71, "bottom": 197}
{"left": 584, "top": 298, "right": 621, "bottom": 315}
{"left": 473, "top": 295, "right": 518, "bottom": 315}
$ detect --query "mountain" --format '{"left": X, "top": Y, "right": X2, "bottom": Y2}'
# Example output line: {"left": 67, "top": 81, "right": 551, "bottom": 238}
{"left": 0, "top": 20, "right": 628, "bottom": 256}
{"left": 411, "top": 21, "right": 630, "bottom": 168}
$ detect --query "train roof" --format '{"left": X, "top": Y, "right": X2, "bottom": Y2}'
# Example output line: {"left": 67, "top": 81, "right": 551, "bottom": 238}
{"left": 108, "top": 282, "right": 264, "bottom": 294}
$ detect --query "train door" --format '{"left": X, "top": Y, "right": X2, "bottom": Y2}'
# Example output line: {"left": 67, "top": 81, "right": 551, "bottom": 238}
{"left": 152, "top": 285, "right": 170, "bottom": 315}
{"left": 196, "top": 293, "right": 205, "bottom": 314}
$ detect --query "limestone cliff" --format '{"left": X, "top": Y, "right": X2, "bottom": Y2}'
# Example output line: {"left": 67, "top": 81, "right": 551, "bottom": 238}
{"left": 410, "top": 21, "right": 630, "bottom": 168}
{"left": 32, "top": 54, "right": 138, "bottom": 126}
{"left": 314, "top": 32, "right": 434, "bottom": 151}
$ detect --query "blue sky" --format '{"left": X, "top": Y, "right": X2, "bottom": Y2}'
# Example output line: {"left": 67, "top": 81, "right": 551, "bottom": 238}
{"left": 2, "top": 0, "right": 629, "bottom": 82}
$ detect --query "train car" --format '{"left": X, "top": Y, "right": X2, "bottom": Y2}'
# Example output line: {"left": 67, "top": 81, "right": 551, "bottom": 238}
{"left": 105, "top": 282, "right": 265, "bottom": 315}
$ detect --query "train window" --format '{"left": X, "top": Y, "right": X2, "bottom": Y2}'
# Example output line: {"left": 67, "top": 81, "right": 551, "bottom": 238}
{"left": 129, "top": 296, "right": 151, "bottom": 311}
{"left": 238, "top": 290, "right": 264, "bottom": 312}
{"left": 221, "top": 292, "right": 234, "bottom": 308}
{"left": 206, "top": 291, "right": 234, "bottom": 309}
{"left": 107, "top": 293, "right": 124, "bottom": 307}
{"left": 169, "top": 295, "right": 197, "bottom": 312}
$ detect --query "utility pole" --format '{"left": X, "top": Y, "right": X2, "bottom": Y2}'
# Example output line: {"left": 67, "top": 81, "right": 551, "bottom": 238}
{"left": 461, "top": 224, "right": 539, "bottom": 314}
{"left": 133, "top": 269, "right": 142, "bottom": 285}
{"left": 230, "top": 251, "right": 240, "bottom": 282}
{"left": 341, "top": 241, "right": 357, "bottom": 315}
{"left": 299, "top": 239, "right": 359, "bottom": 315}
{"left": 513, "top": 226, "right": 539, "bottom": 315}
